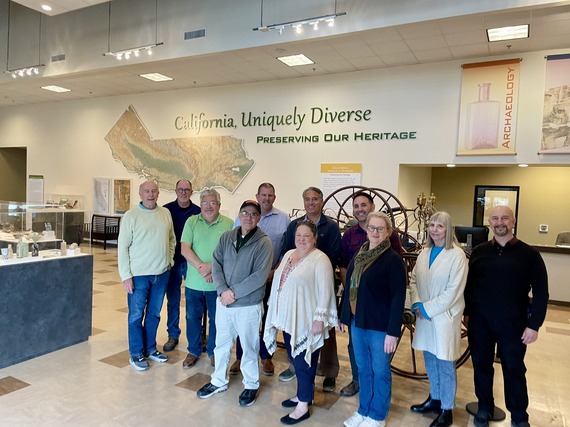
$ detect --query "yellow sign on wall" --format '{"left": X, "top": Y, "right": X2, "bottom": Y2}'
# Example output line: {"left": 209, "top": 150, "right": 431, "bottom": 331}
{"left": 320, "top": 163, "right": 362, "bottom": 174}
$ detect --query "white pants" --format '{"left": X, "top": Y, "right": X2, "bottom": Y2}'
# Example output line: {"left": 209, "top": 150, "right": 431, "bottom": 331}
{"left": 211, "top": 300, "right": 262, "bottom": 390}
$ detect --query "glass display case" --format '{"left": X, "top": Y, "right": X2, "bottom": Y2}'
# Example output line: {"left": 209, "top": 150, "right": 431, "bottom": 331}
{"left": 44, "top": 194, "right": 85, "bottom": 210}
{"left": 0, "top": 200, "right": 86, "bottom": 248}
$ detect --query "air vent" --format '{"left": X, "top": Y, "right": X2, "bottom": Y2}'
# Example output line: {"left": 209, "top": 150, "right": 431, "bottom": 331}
{"left": 184, "top": 29, "right": 206, "bottom": 40}
{"left": 51, "top": 53, "right": 66, "bottom": 62}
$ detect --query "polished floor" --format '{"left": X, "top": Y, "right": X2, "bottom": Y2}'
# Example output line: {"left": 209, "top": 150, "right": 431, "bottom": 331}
{"left": 0, "top": 246, "right": 568, "bottom": 427}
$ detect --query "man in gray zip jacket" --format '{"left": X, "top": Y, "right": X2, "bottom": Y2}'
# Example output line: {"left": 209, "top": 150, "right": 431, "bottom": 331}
{"left": 196, "top": 199, "right": 273, "bottom": 408}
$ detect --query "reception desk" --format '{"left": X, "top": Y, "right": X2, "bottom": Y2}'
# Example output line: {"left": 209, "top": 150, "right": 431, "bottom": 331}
{"left": 0, "top": 253, "right": 93, "bottom": 369}
{"left": 533, "top": 245, "right": 570, "bottom": 304}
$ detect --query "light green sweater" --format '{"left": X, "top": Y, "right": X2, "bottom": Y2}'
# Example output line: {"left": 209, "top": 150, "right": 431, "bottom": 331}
{"left": 118, "top": 203, "right": 176, "bottom": 281}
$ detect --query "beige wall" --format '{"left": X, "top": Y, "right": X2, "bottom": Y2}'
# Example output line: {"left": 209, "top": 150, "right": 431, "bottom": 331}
{"left": 398, "top": 166, "right": 433, "bottom": 209}
{"left": 0, "top": 148, "right": 26, "bottom": 202}
{"left": 430, "top": 166, "right": 570, "bottom": 245}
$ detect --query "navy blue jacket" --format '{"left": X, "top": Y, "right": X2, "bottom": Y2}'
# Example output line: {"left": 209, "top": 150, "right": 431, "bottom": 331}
{"left": 340, "top": 248, "right": 406, "bottom": 337}
{"left": 163, "top": 200, "right": 200, "bottom": 264}
{"left": 281, "top": 214, "right": 341, "bottom": 269}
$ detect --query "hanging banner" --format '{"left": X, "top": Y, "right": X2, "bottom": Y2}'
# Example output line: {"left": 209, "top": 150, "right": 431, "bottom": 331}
{"left": 457, "top": 58, "right": 520, "bottom": 156}
{"left": 540, "top": 54, "right": 570, "bottom": 154}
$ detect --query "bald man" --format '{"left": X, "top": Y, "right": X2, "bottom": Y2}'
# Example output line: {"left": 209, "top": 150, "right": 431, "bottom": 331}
{"left": 118, "top": 180, "right": 176, "bottom": 371}
{"left": 464, "top": 206, "right": 549, "bottom": 427}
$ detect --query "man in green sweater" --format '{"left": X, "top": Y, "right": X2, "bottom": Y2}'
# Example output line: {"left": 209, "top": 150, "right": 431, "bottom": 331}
{"left": 118, "top": 180, "right": 176, "bottom": 371}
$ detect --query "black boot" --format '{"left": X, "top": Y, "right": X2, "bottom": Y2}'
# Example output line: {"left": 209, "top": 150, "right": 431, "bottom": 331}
{"left": 410, "top": 395, "right": 442, "bottom": 414}
{"left": 430, "top": 409, "right": 453, "bottom": 427}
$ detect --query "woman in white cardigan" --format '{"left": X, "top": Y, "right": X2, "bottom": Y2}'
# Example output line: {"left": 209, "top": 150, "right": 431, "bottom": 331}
{"left": 264, "top": 220, "right": 338, "bottom": 425}
{"left": 409, "top": 211, "right": 468, "bottom": 427}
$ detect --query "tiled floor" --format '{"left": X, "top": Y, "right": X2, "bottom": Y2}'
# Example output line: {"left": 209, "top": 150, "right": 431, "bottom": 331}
{"left": 0, "top": 246, "right": 568, "bottom": 426}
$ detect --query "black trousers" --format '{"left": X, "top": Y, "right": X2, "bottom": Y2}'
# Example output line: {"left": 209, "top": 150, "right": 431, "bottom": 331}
{"left": 468, "top": 312, "right": 529, "bottom": 423}
{"left": 283, "top": 332, "right": 320, "bottom": 403}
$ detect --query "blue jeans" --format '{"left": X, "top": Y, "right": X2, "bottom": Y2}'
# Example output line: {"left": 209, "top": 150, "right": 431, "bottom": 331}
{"left": 347, "top": 321, "right": 359, "bottom": 383}
{"left": 352, "top": 319, "right": 392, "bottom": 422}
{"left": 127, "top": 271, "right": 169, "bottom": 357}
{"left": 165, "top": 262, "right": 186, "bottom": 338}
{"left": 185, "top": 287, "right": 217, "bottom": 357}
{"left": 424, "top": 351, "right": 457, "bottom": 410}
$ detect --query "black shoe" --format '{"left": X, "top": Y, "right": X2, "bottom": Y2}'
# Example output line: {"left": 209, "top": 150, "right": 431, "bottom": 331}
{"left": 474, "top": 413, "right": 490, "bottom": 427}
{"left": 163, "top": 337, "right": 179, "bottom": 352}
{"left": 196, "top": 382, "right": 228, "bottom": 399}
{"left": 282, "top": 399, "right": 313, "bottom": 408}
{"left": 340, "top": 381, "right": 359, "bottom": 397}
{"left": 511, "top": 422, "right": 530, "bottom": 427}
{"left": 410, "top": 395, "right": 441, "bottom": 414}
{"left": 430, "top": 409, "right": 453, "bottom": 427}
{"left": 280, "top": 411, "right": 310, "bottom": 425}
{"left": 322, "top": 377, "right": 336, "bottom": 392}
{"left": 239, "top": 388, "right": 258, "bottom": 407}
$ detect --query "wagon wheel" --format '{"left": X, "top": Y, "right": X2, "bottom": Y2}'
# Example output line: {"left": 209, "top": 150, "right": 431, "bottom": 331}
{"left": 389, "top": 251, "right": 471, "bottom": 379}
{"left": 368, "top": 187, "right": 409, "bottom": 235}
{"left": 397, "top": 229, "right": 422, "bottom": 254}
{"left": 322, "top": 185, "right": 408, "bottom": 233}
{"left": 391, "top": 315, "right": 471, "bottom": 379}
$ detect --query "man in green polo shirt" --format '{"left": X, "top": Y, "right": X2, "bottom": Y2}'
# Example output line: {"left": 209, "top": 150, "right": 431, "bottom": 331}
{"left": 180, "top": 188, "right": 233, "bottom": 369}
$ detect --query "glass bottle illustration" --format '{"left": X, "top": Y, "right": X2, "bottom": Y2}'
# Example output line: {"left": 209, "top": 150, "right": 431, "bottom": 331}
{"left": 464, "top": 82, "right": 500, "bottom": 150}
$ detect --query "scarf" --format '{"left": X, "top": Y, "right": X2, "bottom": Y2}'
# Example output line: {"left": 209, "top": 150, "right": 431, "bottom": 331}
{"left": 349, "top": 237, "right": 391, "bottom": 314}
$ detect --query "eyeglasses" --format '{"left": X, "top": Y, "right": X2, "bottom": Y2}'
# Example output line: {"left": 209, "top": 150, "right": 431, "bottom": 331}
{"left": 176, "top": 188, "right": 192, "bottom": 193}
{"left": 367, "top": 225, "right": 386, "bottom": 233}
{"left": 200, "top": 201, "right": 218, "bottom": 206}
{"left": 240, "top": 210, "right": 259, "bottom": 218}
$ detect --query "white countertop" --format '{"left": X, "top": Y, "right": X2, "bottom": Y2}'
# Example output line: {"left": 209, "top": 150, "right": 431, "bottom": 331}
{"left": 0, "top": 250, "right": 87, "bottom": 267}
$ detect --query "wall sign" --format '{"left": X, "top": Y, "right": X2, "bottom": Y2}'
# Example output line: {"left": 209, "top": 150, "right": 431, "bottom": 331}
{"left": 458, "top": 59, "right": 520, "bottom": 156}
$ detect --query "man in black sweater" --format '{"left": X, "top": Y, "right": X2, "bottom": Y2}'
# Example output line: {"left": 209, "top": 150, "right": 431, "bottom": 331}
{"left": 464, "top": 206, "right": 549, "bottom": 427}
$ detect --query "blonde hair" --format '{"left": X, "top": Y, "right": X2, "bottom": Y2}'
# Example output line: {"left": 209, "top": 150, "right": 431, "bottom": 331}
{"left": 365, "top": 211, "right": 393, "bottom": 235}
{"left": 425, "top": 211, "right": 458, "bottom": 249}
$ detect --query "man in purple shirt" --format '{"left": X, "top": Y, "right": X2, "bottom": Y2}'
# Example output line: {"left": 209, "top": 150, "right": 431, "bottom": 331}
{"left": 338, "top": 191, "right": 403, "bottom": 397}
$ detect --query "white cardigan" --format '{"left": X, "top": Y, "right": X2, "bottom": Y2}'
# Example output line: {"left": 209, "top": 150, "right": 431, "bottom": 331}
{"left": 263, "top": 249, "right": 338, "bottom": 366}
{"left": 409, "top": 244, "right": 468, "bottom": 361}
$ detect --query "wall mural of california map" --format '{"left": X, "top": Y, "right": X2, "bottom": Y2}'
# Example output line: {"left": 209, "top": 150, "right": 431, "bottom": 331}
{"left": 104, "top": 105, "right": 254, "bottom": 193}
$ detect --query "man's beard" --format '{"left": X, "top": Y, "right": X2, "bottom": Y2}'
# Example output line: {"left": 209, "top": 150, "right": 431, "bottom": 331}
{"left": 493, "top": 225, "right": 509, "bottom": 237}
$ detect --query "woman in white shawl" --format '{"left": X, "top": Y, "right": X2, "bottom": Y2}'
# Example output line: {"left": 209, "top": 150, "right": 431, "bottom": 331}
{"left": 264, "top": 220, "right": 338, "bottom": 425}
{"left": 409, "top": 211, "right": 468, "bottom": 427}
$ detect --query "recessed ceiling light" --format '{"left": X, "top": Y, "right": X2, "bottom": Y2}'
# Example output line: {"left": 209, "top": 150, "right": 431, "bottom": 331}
{"left": 41, "top": 85, "right": 71, "bottom": 93}
{"left": 446, "top": 164, "right": 456, "bottom": 168}
{"left": 139, "top": 73, "right": 173, "bottom": 82}
{"left": 41, "top": 4, "right": 52, "bottom": 11}
{"left": 277, "top": 54, "right": 314, "bottom": 67}
{"left": 487, "top": 24, "right": 529, "bottom": 42}
{"left": 518, "top": 163, "right": 529, "bottom": 167}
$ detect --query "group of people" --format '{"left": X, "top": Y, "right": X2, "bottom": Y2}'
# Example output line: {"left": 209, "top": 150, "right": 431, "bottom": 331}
{"left": 118, "top": 181, "right": 549, "bottom": 427}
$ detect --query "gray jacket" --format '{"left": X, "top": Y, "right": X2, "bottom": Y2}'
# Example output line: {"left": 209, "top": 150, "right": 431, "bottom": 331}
{"left": 212, "top": 226, "right": 272, "bottom": 307}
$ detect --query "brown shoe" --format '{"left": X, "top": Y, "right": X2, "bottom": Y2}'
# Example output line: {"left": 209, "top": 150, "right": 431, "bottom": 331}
{"left": 229, "top": 359, "right": 241, "bottom": 375}
{"left": 340, "top": 381, "right": 359, "bottom": 397}
{"left": 183, "top": 353, "right": 199, "bottom": 369}
{"left": 261, "top": 358, "right": 274, "bottom": 376}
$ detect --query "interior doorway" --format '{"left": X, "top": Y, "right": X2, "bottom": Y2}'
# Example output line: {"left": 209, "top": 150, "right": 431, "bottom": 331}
{"left": 0, "top": 147, "right": 27, "bottom": 202}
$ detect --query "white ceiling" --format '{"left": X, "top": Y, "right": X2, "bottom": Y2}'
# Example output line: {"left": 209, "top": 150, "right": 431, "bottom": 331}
{"left": 2, "top": 2, "right": 570, "bottom": 107}
{"left": 11, "top": 0, "right": 109, "bottom": 16}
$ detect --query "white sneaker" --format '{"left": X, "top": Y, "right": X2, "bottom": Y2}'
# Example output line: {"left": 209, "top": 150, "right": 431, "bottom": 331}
{"left": 360, "top": 416, "right": 386, "bottom": 427}
{"left": 344, "top": 412, "right": 366, "bottom": 427}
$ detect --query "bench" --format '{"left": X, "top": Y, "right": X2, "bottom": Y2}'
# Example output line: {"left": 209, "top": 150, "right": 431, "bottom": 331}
{"left": 89, "top": 214, "right": 121, "bottom": 250}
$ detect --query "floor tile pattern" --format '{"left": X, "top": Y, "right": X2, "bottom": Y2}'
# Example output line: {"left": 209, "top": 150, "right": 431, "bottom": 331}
{"left": 0, "top": 246, "right": 568, "bottom": 426}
